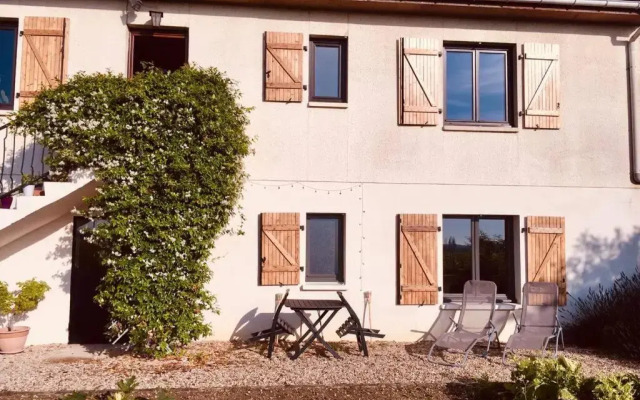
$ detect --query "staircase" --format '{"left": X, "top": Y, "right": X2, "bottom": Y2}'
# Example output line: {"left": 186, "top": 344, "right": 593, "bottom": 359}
{"left": 0, "top": 123, "right": 96, "bottom": 247}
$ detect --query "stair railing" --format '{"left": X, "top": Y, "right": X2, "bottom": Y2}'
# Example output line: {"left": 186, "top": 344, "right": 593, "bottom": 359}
{"left": 0, "top": 122, "right": 50, "bottom": 199}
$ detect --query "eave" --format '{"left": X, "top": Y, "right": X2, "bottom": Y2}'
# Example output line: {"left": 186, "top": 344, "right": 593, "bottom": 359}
{"left": 170, "top": 0, "right": 640, "bottom": 25}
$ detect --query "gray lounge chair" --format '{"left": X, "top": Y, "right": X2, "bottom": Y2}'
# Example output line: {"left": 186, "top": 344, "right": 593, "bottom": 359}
{"left": 502, "top": 282, "right": 564, "bottom": 364}
{"left": 428, "top": 280, "right": 498, "bottom": 366}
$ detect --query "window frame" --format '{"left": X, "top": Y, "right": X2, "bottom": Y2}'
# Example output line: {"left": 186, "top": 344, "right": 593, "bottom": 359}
{"left": 442, "top": 214, "right": 516, "bottom": 301}
{"left": 0, "top": 19, "right": 19, "bottom": 111}
{"left": 309, "top": 36, "right": 348, "bottom": 103}
{"left": 443, "top": 42, "right": 516, "bottom": 127}
{"left": 305, "top": 213, "right": 346, "bottom": 283}
{"left": 127, "top": 26, "right": 189, "bottom": 78}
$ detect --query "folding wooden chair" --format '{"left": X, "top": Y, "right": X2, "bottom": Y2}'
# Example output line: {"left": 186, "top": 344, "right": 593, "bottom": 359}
{"left": 336, "top": 291, "right": 385, "bottom": 356}
{"left": 248, "top": 289, "right": 295, "bottom": 358}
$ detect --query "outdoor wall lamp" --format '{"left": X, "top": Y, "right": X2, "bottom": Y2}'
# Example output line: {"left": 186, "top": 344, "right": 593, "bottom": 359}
{"left": 149, "top": 11, "right": 164, "bottom": 27}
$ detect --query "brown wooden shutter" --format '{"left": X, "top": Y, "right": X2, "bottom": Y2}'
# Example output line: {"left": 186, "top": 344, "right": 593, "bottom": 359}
{"left": 260, "top": 213, "right": 300, "bottom": 286}
{"left": 398, "top": 38, "right": 441, "bottom": 126}
{"left": 526, "top": 216, "right": 567, "bottom": 306}
{"left": 264, "top": 32, "right": 303, "bottom": 103}
{"left": 398, "top": 214, "right": 439, "bottom": 305}
{"left": 523, "top": 43, "right": 560, "bottom": 130}
{"left": 19, "top": 17, "right": 70, "bottom": 106}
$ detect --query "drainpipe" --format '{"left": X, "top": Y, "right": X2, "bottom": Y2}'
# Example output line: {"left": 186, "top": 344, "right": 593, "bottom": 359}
{"left": 628, "top": 28, "right": 640, "bottom": 184}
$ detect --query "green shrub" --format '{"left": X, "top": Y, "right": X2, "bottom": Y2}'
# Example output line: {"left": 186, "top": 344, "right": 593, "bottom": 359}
{"left": 11, "top": 66, "right": 252, "bottom": 357}
{"left": 59, "top": 376, "right": 174, "bottom": 400}
{"left": 563, "top": 271, "right": 640, "bottom": 359}
{"left": 508, "top": 355, "right": 583, "bottom": 400}
{"left": 590, "top": 374, "right": 636, "bottom": 400}
{"left": 0, "top": 279, "right": 50, "bottom": 330}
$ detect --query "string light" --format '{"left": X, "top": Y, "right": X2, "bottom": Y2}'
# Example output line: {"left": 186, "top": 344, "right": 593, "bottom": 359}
{"left": 248, "top": 179, "right": 367, "bottom": 290}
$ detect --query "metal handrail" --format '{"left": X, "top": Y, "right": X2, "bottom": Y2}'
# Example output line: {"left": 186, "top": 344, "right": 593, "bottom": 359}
{"left": 0, "top": 122, "right": 49, "bottom": 198}
{"left": 0, "top": 171, "right": 49, "bottom": 200}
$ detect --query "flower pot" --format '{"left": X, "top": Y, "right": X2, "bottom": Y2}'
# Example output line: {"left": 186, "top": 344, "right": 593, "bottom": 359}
{"left": 0, "top": 196, "right": 12, "bottom": 209}
{"left": 22, "top": 185, "right": 35, "bottom": 196}
{"left": 0, "top": 326, "right": 30, "bottom": 354}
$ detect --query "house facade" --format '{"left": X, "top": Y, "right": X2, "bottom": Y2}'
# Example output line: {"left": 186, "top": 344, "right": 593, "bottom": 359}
{"left": 1, "top": 0, "right": 639, "bottom": 346}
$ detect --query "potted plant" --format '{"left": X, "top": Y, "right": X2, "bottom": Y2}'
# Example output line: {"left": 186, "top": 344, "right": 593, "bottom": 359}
{"left": 0, "top": 195, "right": 12, "bottom": 209}
{"left": 21, "top": 174, "right": 37, "bottom": 196}
{"left": 0, "top": 279, "right": 50, "bottom": 354}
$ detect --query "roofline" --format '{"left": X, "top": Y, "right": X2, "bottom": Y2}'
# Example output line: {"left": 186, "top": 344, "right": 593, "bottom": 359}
{"left": 175, "top": 0, "right": 640, "bottom": 25}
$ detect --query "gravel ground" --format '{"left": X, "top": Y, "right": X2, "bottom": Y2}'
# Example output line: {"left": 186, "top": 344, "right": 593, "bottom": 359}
{"left": 1, "top": 341, "right": 639, "bottom": 392}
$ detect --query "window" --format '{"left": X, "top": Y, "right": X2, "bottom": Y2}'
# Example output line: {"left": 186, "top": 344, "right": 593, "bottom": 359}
{"left": 444, "top": 44, "right": 515, "bottom": 126}
{"left": 310, "top": 37, "right": 347, "bottom": 102}
{"left": 443, "top": 215, "right": 515, "bottom": 300}
{"left": 128, "top": 28, "right": 188, "bottom": 77}
{"left": 0, "top": 20, "right": 18, "bottom": 110}
{"left": 306, "top": 214, "right": 345, "bottom": 283}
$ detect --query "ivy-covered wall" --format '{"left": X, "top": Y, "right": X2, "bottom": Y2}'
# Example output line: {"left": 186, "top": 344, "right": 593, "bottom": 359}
{"left": 11, "top": 66, "right": 252, "bottom": 356}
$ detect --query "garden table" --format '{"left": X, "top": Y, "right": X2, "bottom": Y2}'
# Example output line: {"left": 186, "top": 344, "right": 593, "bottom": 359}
{"left": 284, "top": 298, "right": 345, "bottom": 360}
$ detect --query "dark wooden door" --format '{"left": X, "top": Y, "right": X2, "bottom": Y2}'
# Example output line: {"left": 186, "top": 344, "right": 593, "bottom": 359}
{"left": 68, "top": 217, "right": 110, "bottom": 344}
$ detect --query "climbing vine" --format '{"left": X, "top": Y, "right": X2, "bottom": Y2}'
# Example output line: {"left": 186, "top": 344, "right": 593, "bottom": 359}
{"left": 11, "top": 66, "right": 252, "bottom": 357}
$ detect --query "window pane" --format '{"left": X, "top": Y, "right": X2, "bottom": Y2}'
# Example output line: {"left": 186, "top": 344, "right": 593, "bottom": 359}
{"left": 443, "top": 218, "right": 473, "bottom": 293}
{"left": 307, "top": 215, "right": 342, "bottom": 281}
{"left": 132, "top": 34, "right": 187, "bottom": 75}
{"left": 478, "top": 52, "right": 507, "bottom": 122}
{"left": 314, "top": 45, "right": 340, "bottom": 98}
{"left": 0, "top": 28, "right": 16, "bottom": 105}
{"left": 445, "top": 51, "right": 473, "bottom": 121}
{"left": 478, "top": 219, "right": 509, "bottom": 295}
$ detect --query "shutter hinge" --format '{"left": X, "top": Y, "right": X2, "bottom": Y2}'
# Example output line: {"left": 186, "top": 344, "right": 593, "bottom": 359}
{"left": 518, "top": 53, "right": 525, "bottom": 60}
{"left": 19, "top": 30, "right": 24, "bottom": 37}
{"left": 299, "top": 266, "right": 305, "bottom": 271}
{"left": 299, "top": 225, "right": 304, "bottom": 231}
{"left": 438, "top": 286, "right": 442, "bottom": 292}
{"left": 303, "top": 85, "right": 307, "bottom": 91}
{"left": 15, "top": 92, "right": 20, "bottom": 98}
{"left": 303, "top": 45, "right": 308, "bottom": 52}
{"left": 438, "top": 51, "right": 442, "bottom": 57}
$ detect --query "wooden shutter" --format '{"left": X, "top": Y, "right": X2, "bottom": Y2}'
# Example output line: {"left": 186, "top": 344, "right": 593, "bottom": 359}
{"left": 523, "top": 43, "right": 560, "bottom": 130}
{"left": 264, "top": 32, "right": 303, "bottom": 103}
{"left": 398, "top": 214, "right": 439, "bottom": 305}
{"left": 398, "top": 38, "right": 441, "bottom": 126}
{"left": 526, "top": 216, "right": 567, "bottom": 306}
{"left": 260, "top": 213, "right": 300, "bottom": 286}
{"left": 19, "top": 17, "right": 70, "bottom": 106}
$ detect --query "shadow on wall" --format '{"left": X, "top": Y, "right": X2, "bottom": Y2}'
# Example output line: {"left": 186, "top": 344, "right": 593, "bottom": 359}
{"left": 567, "top": 227, "right": 640, "bottom": 303}
{"left": 49, "top": 222, "right": 73, "bottom": 294}
{"left": 0, "top": 216, "right": 72, "bottom": 292}
{"left": 229, "top": 307, "right": 304, "bottom": 341}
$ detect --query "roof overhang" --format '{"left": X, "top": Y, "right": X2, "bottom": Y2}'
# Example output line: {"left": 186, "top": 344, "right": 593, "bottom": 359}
{"left": 171, "top": 0, "right": 640, "bottom": 25}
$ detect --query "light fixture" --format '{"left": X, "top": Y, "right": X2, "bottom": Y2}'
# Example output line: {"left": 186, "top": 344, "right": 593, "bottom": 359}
{"left": 129, "top": 0, "right": 143, "bottom": 11}
{"left": 149, "top": 11, "right": 163, "bottom": 27}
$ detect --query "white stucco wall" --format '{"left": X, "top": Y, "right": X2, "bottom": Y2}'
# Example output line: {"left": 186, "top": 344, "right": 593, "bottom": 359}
{"left": 0, "top": 0, "right": 638, "bottom": 345}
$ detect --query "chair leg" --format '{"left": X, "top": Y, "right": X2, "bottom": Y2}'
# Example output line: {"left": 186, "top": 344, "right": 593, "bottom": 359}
{"left": 360, "top": 332, "right": 369, "bottom": 357}
{"left": 267, "top": 331, "right": 277, "bottom": 359}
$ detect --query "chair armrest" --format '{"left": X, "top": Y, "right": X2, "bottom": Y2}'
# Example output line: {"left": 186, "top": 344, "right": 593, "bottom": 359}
{"left": 512, "top": 312, "right": 521, "bottom": 330}
{"left": 555, "top": 316, "right": 563, "bottom": 334}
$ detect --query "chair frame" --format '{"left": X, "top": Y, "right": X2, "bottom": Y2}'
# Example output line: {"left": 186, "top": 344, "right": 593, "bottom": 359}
{"left": 502, "top": 282, "right": 564, "bottom": 364}
{"left": 427, "top": 280, "right": 498, "bottom": 367}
